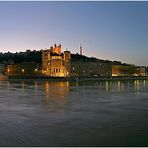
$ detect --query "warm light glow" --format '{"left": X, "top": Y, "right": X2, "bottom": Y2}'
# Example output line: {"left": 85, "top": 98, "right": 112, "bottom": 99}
{"left": 117, "top": 81, "right": 121, "bottom": 91}
{"left": 143, "top": 80, "right": 146, "bottom": 86}
{"left": 7, "top": 68, "right": 10, "bottom": 73}
{"left": 105, "top": 81, "right": 109, "bottom": 92}
{"left": 45, "top": 81, "right": 49, "bottom": 91}
{"left": 35, "top": 69, "right": 38, "bottom": 72}
{"left": 135, "top": 80, "right": 140, "bottom": 93}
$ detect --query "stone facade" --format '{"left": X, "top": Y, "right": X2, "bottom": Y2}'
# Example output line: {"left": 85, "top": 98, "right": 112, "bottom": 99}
{"left": 112, "top": 65, "right": 146, "bottom": 76}
{"left": 7, "top": 62, "right": 40, "bottom": 76}
{"left": 42, "top": 44, "right": 112, "bottom": 77}
{"left": 42, "top": 44, "right": 71, "bottom": 77}
{"left": 71, "top": 60, "right": 112, "bottom": 77}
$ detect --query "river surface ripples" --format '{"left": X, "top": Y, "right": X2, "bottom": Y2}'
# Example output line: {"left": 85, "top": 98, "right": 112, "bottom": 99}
{"left": 0, "top": 80, "right": 148, "bottom": 146}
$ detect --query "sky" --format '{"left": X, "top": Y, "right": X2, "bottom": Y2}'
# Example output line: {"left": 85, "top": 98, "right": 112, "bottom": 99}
{"left": 0, "top": 1, "right": 148, "bottom": 66}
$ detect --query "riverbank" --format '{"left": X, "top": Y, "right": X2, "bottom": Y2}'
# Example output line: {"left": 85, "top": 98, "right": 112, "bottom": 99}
{"left": 6, "top": 75, "right": 148, "bottom": 82}
{"left": 77, "top": 76, "right": 148, "bottom": 81}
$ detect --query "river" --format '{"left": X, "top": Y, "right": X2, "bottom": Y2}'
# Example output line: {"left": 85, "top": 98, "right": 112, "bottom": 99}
{"left": 0, "top": 80, "right": 148, "bottom": 146}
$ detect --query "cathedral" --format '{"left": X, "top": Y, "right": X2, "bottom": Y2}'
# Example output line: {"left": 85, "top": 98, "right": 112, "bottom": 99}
{"left": 42, "top": 44, "right": 71, "bottom": 77}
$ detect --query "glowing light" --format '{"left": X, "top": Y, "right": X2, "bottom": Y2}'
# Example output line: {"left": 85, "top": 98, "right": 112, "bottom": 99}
{"left": 35, "top": 69, "right": 38, "bottom": 72}
{"left": 105, "top": 81, "right": 109, "bottom": 92}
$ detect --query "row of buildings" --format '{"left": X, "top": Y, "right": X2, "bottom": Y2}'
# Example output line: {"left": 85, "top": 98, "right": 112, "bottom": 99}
{"left": 1, "top": 44, "right": 147, "bottom": 77}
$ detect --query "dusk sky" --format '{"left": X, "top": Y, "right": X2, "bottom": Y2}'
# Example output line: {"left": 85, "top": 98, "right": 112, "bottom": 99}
{"left": 0, "top": 1, "right": 148, "bottom": 66}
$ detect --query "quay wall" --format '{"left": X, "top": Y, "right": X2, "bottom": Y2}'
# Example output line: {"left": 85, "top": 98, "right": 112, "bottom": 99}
{"left": 7, "top": 75, "right": 148, "bottom": 82}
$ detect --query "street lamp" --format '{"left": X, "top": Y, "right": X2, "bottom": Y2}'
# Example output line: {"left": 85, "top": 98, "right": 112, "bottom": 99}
{"left": 22, "top": 69, "right": 24, "bottom": 73}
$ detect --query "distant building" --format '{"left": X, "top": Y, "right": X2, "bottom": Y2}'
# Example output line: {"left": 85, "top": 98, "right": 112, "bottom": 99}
{"left": 134, "top": 66, "right": 146, "bottom": 76}
{"left": 112, "top": 65, "right": 121, "bottom": 76}
{"left": 112, "top": 64, "right": 146, "bottom": 76}
{"left": 42, "top": 44, "right": 71, "bottom": 77}
{"left": 112, "top": 64, "right": 137, "bottom": 76}
{"left": 71, "top": 55, "right": 112, "bottom": 77}
{"left": 7, "top": 62, "right": 40, "bottom": 76}
{"left": 0, "top": 64, "right": 6, "bottom": 75}
{"left": 42, "top": 44, "right": 112, "bottom": 77}
{"left": 1, "top": 43, "right": 147, "bottom": 78}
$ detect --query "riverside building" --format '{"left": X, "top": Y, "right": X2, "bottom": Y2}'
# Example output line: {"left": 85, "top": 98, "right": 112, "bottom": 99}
{"left": 6, "top": 44, "right": 138, "bottom": 78}
{"left": 71, "top": 54, "right": 112, "bottom": 77}
{"left": 7, "top": 62, "right": 40, "bottom": 76}
{"left": 42, "top": 44, "right": 71, "bottom": 77}
{"left": 41, "top": 44, "right": 112, "bottom": 77}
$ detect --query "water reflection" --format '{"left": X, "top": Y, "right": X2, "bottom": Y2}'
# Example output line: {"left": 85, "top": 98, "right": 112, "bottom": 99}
{"left": 7, "top": 81, "right": 10, "bottom": 91}
{"left": 117, "top": 81, "right": 121, "bottom": 91}
{"left": 105, "top": 81, "right": 109, "bottom": 92}
{"left": 44, "top": 81, "right": 69, "bottom": 108}
{"left": 34, "top": 81, "right": 38, "bottom": 91}
{"left": 1, "top": 79, "right": 148, "bottom": 146}
{"left": 121, "top": 82, "right": 124, "bottom": 91}
{"left": 5, "top": 79, "right": 148, "bottom": 104}
{"left": 134, "top": 80, "right": 140, "bottom": 94}
{"left": 143, "top": 80, "right": 146, "bottom": 87}
{"left": 22, "top": 81, "right": 25, "bottom": 90}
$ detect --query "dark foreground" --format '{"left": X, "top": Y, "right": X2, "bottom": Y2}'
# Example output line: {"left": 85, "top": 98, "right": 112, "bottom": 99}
{"left": 0, "top": 80, "right": 148, "bottom": 146}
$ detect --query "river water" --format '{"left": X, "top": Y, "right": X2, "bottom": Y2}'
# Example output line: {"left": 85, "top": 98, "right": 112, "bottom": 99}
{"left": 0, "top": 80, "right": 148, "bottom": 146}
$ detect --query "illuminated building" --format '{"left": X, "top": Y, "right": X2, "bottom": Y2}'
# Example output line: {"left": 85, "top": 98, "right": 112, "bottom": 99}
{"left": 135, "top": 66, "right": 146, "bottom": 76}
{"left": 42, "top": 44, "right": 71, "bottom": 77}
{"left": 112, "top": 65, "right": 124, "bottom": 76}
{"left": 7, "top": 62, "right": 40, "bottom": 76}
{"left": 42, "top": 44, "right": 112, "bottom": 77}
{"left": 112, "top": 64, "right": 146, "bottom": 76}
{"left": 5, "top": 44, "right": 147, "bottom": 78}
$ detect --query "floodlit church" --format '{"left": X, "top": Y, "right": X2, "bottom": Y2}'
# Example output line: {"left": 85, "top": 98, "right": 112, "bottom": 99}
{"left": 41, "top": 44, "right": 71, "bottom": 77}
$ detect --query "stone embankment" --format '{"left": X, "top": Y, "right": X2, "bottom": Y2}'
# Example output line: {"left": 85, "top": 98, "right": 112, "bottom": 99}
{"left": 6, "top": 75, "right": 148, "bottom": 82}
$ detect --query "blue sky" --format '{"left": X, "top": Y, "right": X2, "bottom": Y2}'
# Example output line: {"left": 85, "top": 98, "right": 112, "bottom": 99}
{"left": 0, "top": 1, "right": 148, "bottom": 66}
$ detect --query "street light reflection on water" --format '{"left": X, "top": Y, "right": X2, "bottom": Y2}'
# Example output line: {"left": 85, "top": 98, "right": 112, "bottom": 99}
{"left": 1, "top": 79, "right": 148, "bottom": 146}
{"left": 5, "top": 79, "right": 148, "bottom": 98}
{"left": 5, "top": 79, "right": 147, "bottom": 98}
{"left": 44, "top": 81, "right": 69, "bottom": 105}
